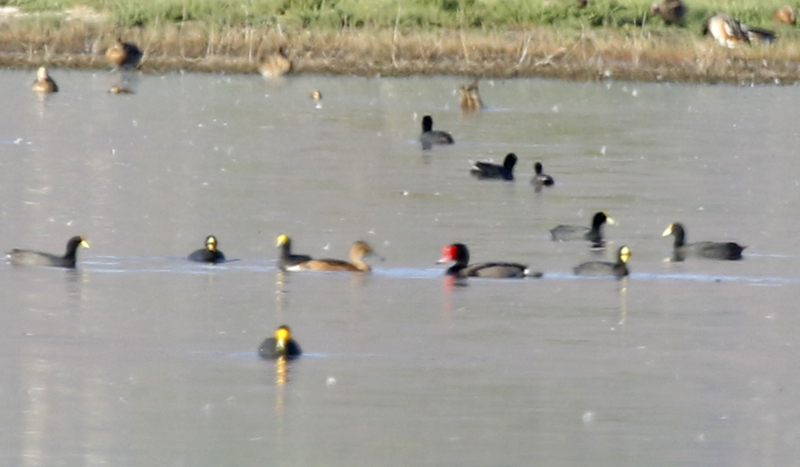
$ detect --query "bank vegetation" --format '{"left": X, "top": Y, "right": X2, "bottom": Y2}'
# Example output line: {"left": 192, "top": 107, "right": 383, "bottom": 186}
{"left": 1, "top": 0, "right": 800, "bottom": 83}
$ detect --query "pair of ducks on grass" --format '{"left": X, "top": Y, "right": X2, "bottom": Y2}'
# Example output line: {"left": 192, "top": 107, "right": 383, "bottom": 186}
{"left": 645, "top": 0, "right": 792, "bottom": 35}
{"left": 648, "top": 1, "right": 782, "bottom": 48}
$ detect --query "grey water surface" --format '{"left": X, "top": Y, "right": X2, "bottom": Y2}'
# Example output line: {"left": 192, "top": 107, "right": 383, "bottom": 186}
{"left": 2, "top": 69, "right": 800, "bottom": 466}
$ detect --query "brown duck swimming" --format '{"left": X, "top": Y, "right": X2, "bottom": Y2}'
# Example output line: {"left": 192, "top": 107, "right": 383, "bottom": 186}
{"left": 291, "top": 240, "right": 378, "bottom": 272}
{"left": 459, "top": 79, "right": 483, "bottom": 113}
{"left": 31, "top": 67, "right": 58, "bottom": 94}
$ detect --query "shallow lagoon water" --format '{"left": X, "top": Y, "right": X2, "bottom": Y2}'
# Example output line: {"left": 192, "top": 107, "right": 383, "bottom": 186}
{"left": 2, "top": 70, "right": 800, "bottom": 466}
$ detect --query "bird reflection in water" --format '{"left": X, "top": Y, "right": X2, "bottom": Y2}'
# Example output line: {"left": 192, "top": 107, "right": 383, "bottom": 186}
{"left": 618, "top": 278, "right": 628, "bottom": 326}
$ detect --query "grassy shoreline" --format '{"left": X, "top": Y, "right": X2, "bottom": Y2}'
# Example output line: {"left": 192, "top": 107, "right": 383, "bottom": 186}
{"left": 2, "top": 1, "right": 800, "bottom": 83}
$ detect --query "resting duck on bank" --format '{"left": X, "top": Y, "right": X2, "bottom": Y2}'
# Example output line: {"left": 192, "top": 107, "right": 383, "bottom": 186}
{"left": 703, "top": 13, "right": 775, "bottom": 48}
{"left": 650, "top": 0, "right": 685, "bottom": 25}
{"left": 106, "top": 37, "right": 142, "bottom": 69}
{"left": 258, "top": 47, "right": 292, "bottom": 78}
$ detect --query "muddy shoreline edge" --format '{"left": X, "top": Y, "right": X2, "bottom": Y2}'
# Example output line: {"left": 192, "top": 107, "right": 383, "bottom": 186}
{"left": 3, "top": 23, "right": 800, "bottom": 84}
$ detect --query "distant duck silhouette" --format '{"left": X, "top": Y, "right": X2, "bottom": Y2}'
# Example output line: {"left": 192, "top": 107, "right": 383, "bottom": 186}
{"left": 8, "top": 236, "right": 89, "bottom": 268}
{"left": 109, "top": 85, "right": 134, "bottom": 94}
{"left": 258, "top": 325, "right": 302, "bottom": 359}
{"left": 573, "top": 246, "right": 631, "bottom": 278}
{"left": 650, "top": 0, "right": 685, "bottom": 25}
{"left": 531, "top": 162, "right": 554, "bottom": 187}
{"left": 459, "top": 79, "right": 483, "bottom": 113}
{"left": 106, "top": 37, "right": 142, "bottom": 69}
{"left": 31, "top": 66, "right": 58, "bottom": 93}
{"left": 437, "top": 243, "right": 542, "bottom": 278}
{"left": 276, "top": 234, "right": 312, "bottom": 271}
{"left": 419, "top": 115, "right": 454, "bottom": 150}
{"left": 291, "top": 240, "right": 379, "bottom": 272}
{"left": 470, "top": 153, "right": 517, "bottom": 180}
{"left": 662, "top": 223, "right": 745, "bottom": 261}
{"left": 188, "top": 235, "right": 225, "bottom": 263}
{"left": 774, "top": 5, "right": 796, "bottom": 25}
{"left": 258, "top": 47, "right": 292, "bottom": 78}
{"left": 551, "top": 211, "right": 615, "bottom": 246}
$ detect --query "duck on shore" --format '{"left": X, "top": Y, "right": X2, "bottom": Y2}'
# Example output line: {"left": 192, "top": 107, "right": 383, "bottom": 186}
{"left": 106, "top": 37, "right": 142, "bottom": 69}
{"left": 650, "top": 0, "right": 685, "bottom": 25}
{"left": 773, "top": 5, "right": 796, "bottom": 25}
{"left": 258, "top": 47, "right": 292, "bottom": 78}
{"left": 703, "top": 13, "right": 775, "bottom": 47}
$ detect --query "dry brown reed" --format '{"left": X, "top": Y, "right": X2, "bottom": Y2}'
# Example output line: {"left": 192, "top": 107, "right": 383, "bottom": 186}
{"left": 3, "top": 20, "right": 800, "bottom": 83}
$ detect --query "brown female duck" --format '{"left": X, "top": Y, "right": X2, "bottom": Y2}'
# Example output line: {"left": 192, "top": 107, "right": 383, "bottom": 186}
{"left": 292, "top": 240, "right": 378, "bottom": 272}
{"left": 31, "top": 67, "right": 58, "bottom": 93}
{"left": 106, "top": 38, "right": 142, "bottom": 69}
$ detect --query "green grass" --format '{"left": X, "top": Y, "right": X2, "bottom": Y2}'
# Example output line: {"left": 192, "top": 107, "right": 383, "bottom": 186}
{"left": 0, "top": 0, "right": 794, "bottom": 31}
